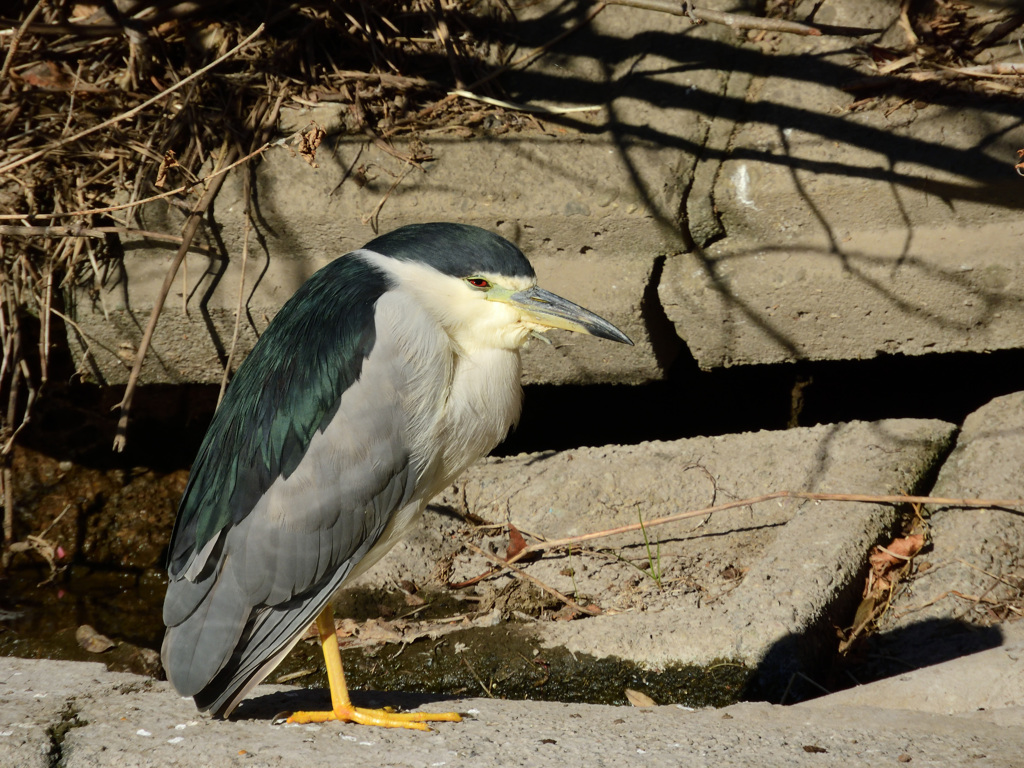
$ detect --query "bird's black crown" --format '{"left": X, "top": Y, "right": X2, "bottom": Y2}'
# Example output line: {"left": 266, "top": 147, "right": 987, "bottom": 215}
{"left": 365, "top": 223, "right": 535, "bottom": 280}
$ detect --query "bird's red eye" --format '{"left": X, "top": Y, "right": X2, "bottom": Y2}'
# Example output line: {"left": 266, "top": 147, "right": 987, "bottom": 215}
{"left": 467, "top": 278, "right": 490, "bottom": 289}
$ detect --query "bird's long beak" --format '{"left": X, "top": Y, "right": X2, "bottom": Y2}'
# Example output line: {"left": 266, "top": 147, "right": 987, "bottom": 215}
{"left": 504, "top": 286, "right": 633, "bottom": 345}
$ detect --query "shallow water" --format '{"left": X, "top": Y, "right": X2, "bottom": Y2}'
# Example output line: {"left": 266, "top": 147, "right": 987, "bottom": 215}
{"left": 0, "top": 570, "right": 749, "bottom": 708}
{"left": 1, "top": 565, "right": 163, "bottom": 643}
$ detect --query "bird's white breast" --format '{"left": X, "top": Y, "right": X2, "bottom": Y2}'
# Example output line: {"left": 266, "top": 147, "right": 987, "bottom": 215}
{"left": 371, "top": 289, "right": 523, "bottom": 500}
{"left": 434, "top": 345, "right": 522, "bottom": 494}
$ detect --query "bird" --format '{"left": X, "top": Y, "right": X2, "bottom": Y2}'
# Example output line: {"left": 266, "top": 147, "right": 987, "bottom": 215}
{"left": 161, "top": 222, "right": 632, "bottom": 729}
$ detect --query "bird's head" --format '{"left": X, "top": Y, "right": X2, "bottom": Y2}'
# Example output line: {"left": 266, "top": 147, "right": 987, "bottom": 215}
{"left": 359, "top": 223, "right": 633, "bottom": 353}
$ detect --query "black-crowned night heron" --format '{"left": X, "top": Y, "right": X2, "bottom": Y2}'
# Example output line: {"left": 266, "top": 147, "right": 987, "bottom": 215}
{"left": 162, "top": 223, "right": 632, "bottom": 729}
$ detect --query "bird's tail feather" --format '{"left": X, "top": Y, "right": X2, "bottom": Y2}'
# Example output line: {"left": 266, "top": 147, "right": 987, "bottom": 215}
{"left": 189, "top": 569, "right": 349, "bottom": 717}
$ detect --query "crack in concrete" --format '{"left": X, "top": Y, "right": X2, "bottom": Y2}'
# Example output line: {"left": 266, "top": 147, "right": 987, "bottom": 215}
{"left": 46, "top": 701, "right": 86, "bottom": 768}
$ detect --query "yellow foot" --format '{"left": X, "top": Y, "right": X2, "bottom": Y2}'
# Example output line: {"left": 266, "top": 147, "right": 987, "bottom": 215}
{"left": 286, "top": 706, "right": 462, "bottom": 731}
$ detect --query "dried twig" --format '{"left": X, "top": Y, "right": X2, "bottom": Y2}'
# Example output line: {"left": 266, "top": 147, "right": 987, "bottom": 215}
{"left": 448, "top": 89, "right": 601, "bottom": 114}
{"left": 969, "top": 13, "right": 1024, "bottom": 54}
{"left": 217, "top": 90, "right": 286, "bottom": 406}
{"left": 507, "top": 490, "right": 1024, "bottom": 564}
{"left": 0, "top": 0, "right": 44, "bottom": 83}
{"left": 604, "top": 0, "right": 877, "bottom": 37}
{"left": 465, "top": 542, "right": 602, "bottom": 617}
{"left": 384, "top": 2, "right": 610, "bottom": 136}
{"left": 113, "top": 141, "right": 241, "bottom": 451}
{"left": 219, "top": 182, "right": 253, "bottom": 409}
{"left": 917, "top": 62, "right": 1024, "bottom": 79}
{"left": 0, "top": 24, "right": 266, "bottom": 177}
{"left": 361, "top": 160, "right": 416, "bottom": 233}
{"left": 0, "top": 144, "right": 282, "bottom": 223}
{"left": 431, "top": 0, "right": 465, "bottom": 89}
{"left": 0, "top": 224, "right": 217, "bottom": 254}
{"left": 954, "top": 557, "right": 1024, "bottom": 592}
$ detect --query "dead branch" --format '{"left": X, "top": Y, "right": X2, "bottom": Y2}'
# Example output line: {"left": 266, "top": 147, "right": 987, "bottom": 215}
{"left": 384, "top": 2, "right": 610, "bottom": 136}
{"left": 0, "top": 225, "right": 218, "bottom": 254}
{"left": 0, "top": 1, "right": 44, "bottom": 83}
{"left": 217, "top": 90, "right": 287, "bottom": 407}
{"left": 0, "top": 145, "right": 282, "bottom": 223}
{"left": 0, "top": 24, "right": 266, "bottom": 177}
{"left": 917, "top": 62, "right": 1024, "bottom": 79}
{"left": 969, "top": 12, "right": 1024, "bottom": 54}
{"left": 604, "top": 0, "right": 879, "bottom": 37}
{"left": 508, "top": 490, "right": 1024, "bottom": 564}
{"left": 112, "top": 141, "right": 240, "bottom": 451}
{"left": 465, "top": 542, "right": 602, "bottom": 617}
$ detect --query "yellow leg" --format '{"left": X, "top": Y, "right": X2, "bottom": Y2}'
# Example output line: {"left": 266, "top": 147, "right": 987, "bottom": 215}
{"left": 286, "top": 605, "right": 462, "bottom": 730}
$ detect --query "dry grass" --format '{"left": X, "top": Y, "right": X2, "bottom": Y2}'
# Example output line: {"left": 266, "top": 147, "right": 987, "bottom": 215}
{"left": 2, "top": 0, "right": 1022, "bottom": 567}
{"left": 0, "top": 0, "right": 520, "bottom": 567}
{"left": 847, "top": 1, "right": 1024, "bottom": 105}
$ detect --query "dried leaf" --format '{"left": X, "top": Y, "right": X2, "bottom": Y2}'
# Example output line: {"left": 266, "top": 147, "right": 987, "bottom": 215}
{"left": 506, "top": 524, "right": 527, "bottom": 560}
{"left": 335, "top": 618, "right": 360, "bottom": 638}
{"left": 870, "top": 534, "right": 925, "bottom": 570}
{"left": 297, "top": 121, "right": 326, "bottom": 168}
{"left": 850, "top": 593, "right": 879, "bottom": 631}
{"left": 75, "top": 624, "right": 115, "bottom": 653}
{"left": 17, "top": 61, "right": 69, "bottom": 90}
{"left": 870, "top": 549, "right": 898, "bottom": 569}
{"left": 625, "top": 689, "right": 656, "bottom": 707}
{"left": 552, "top": 604, "right": 581, "bottom": 621}
{"left": 886, "top": 534, "right": 925, "bottom": 560}
{"left": 154, "top": 149, "right": 178, "bottom": 188}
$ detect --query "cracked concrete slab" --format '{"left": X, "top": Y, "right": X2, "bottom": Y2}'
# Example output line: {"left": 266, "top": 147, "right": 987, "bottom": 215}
{"left": 3, "top": 655, "right": 1024, "bottom": 768}
{"left": 856, "top": 392, "right": 1024, "bottom": 681}
{"left": 346, "top": 417, "right": 955, "bottom": 698}
{"left": 661, "top": 0, "right": 1024, "bottom": 368}
{"left": 64, "top": 0, "right": 1024, "bottom": 386}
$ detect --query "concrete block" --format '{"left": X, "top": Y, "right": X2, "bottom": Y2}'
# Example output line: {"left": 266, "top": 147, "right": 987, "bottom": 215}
{"left": 806, "top": 621, "right": 1024, "bottom": 714}
{"left": 356, "top": 417, "right": 956, "bottom": 695}
{"left": 875, "top": 392, "right": 1024, "bottom": 650}
{"left": 4, "top": 654, "right": 1023, "bottom": 768}
{"left": 64, "top": 1, "right": 755, "bottom": 386}
{"left": 660, "top": 0, "right": 1024, "bottom": 368}
{"left": 660, "top": 222, "right": 1024, "bottom": 368}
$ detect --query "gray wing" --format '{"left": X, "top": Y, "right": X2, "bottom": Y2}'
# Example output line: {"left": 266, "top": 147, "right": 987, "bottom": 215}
{"left": 161, "top": 295, "right": 452, "bottom": 716}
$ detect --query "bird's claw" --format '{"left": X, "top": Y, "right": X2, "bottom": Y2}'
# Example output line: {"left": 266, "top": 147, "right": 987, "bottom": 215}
{"left": 285, "top": 706, "right": 462, "bottom": 730}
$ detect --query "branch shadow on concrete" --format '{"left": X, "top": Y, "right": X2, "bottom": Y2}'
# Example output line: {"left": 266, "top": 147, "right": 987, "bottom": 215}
{"left": 82, "top": 1, "right": 1024, "bottom": 426}
{"left": 746, "top": 617, "right": 1007, "bottom": 704}
{"left": 502, "top": 2, "right": 1024, "bottom": 364}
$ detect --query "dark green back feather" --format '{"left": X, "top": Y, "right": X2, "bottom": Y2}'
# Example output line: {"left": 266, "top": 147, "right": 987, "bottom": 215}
{"left": 167, "top": 255, "right": 388, "bottom": 574}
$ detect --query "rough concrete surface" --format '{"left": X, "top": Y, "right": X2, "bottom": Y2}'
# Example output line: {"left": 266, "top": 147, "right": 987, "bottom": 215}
{"left": 69, "top": 136, "right": 668, "bottom": 386}
{"left": 859, "top": 392, "right": 1024, "bottom": 679}
{"left": 660, "top": 220, "right": 1024, "bottom": 369}
{"left": 346, "top": 417, "right": 955, "bottom": 698}
{"left": 24, "top": 0, "right": 1024, "bottom": 763}
{"left": 66, "top": 1, "right": 1024, "bottom": 385}
{"left": 663, "top": 0, "right": 1024, "bottom": 369}
{"left": 815, "top": 620, "right": 1024, "bottom": 715}
{"left": 3, "top": 655, "right": 1024, "bottom": 768}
